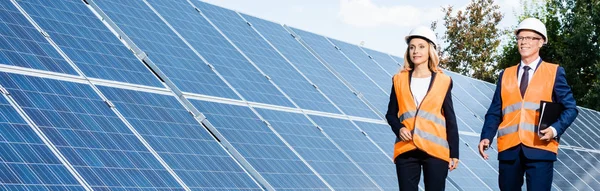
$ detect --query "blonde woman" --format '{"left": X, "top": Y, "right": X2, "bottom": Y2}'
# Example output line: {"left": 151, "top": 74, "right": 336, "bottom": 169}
{"left": 386, "top": 26, "right": 459, "bottom": 191}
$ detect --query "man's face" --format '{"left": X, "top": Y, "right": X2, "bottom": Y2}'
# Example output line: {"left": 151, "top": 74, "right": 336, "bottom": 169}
{"left": 517, "top": 30, "right": 544, "bottom": 59}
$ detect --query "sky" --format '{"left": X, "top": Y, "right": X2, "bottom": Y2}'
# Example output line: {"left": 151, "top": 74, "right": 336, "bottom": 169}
{"left": 202, "top": 0, "right": 524, "bottom": 57}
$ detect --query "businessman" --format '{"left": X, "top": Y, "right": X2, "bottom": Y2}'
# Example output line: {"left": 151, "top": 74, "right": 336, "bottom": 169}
{"left": 478, "top": 18, "right": 578, "bottom": 191}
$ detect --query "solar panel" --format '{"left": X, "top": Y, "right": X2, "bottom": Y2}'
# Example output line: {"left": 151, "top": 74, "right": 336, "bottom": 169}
{"left": 389, "top": 55, "right": 403, "bottom": 65}
{"left": 96, "top": 85, "right": 262, "bottom": 190}
{"left": 255, "top": 108, "right": 382, "bottom": 190}
{"left": 351, "top": 121, "right": 395, "bottom": 158}
{"left": 308, "top": 115, "right": 398, "bottom": 190}
{"left": 291, "top": 27, "right": 389, "bottom": 115}
{"left": 17, "top": 0, "right": 164, "bottom": 88}
{"left": 573, "top": 109, "right": 600, "bottom": 148}
{"left": 559, "top": 149, "right": 600, "bottom": 188}
{"left": 458, "top": 136, "right": 499, "bottom": 189}
{"left": 0, "top": 1, "right": 76, "bottom": 75}
{"left": 452, "top": 96, "right": 482, "bottom": 133}
{"left": 186, "top": 2, "right": 341, "bottom": 114}
{"left": 89, "top": 0, "right": 240, "bottom": 100}
{"left": 436, "top": 136, "right": 491, "bottom": 191}
{"left": 138, "top": 0, "right": 294, "bottom": 108}
{"left": 189, "top": 100, "right": 330, "bottom": 190}
{"left": 361, "top": 47, "right": 400, "bottom": 76}
{"left": 444, "top": 71, "right": 489, "bottom": 118}
{"left": 554, "top": 148, "right": 595, "bottom": 190}
{"left": 469, "top": 78, "right": 495, "bottom": 97}
{"left": 0, "top": 72, "right": 184, "bottom": 190}
{"left": 0, "top": 94, "right": 85, "bottom": 190}
{"left": 445, "top": 71, "right": 492, "bottom": 109}
{"left": 240, "top": 14, "right": 379, "bottom": 120}
{"left": 569, "top": 117, "right": 600, "bottom": 149}
{"left": 328, "top": 38, "right": 392, "bottom": 95}
{"left": 576, "top": 150, "right": 600, "bottom": 177}
{"left": 484, "top": 82, "right": 496, "bottom": 93}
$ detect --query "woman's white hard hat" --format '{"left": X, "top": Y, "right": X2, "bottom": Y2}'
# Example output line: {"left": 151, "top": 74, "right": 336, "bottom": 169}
{"left": 405, "top": 26, "right": 438, "bottom": 49}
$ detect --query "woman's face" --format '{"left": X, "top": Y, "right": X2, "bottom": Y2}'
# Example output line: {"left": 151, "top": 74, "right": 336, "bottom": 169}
{"left": 409, "top": 38, "right": 430, "bottom": 66}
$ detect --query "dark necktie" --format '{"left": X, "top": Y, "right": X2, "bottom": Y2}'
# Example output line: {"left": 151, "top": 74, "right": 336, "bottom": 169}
{"left": 520, "top": 66, "right": 531, "bottom": 98}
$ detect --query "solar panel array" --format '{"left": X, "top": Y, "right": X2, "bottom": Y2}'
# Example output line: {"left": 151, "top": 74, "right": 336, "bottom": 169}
{"left": 0, "top": 0, "right": 599, "bottom": 190}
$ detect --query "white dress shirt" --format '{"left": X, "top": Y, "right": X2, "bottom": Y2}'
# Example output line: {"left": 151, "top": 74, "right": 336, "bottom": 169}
{"left": 517, "top": 57, "right": 540, "bottom": 88}
{"left": 518, "top": 57, "right": 557, "bottom": 138}
{"left": 410, "top": 76, "right": 431, "bottom": 107}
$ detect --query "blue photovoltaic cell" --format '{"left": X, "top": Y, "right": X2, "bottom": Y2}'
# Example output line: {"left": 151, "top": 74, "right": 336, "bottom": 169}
{"left": 257, "top": 31, "right": 379, "bottom": 118}
{"left": 555, "top": 113, "right": 598, "bottom": 149}
{"left": 554, "top": 149, "right": 595, "bottom": 190}
{"left": 444, "top": 144, "right": 491, "bottom": 190}
{"left": 183, "top": 3, "right": 338, "bottom": 113}
{"left": 91, "top": 0, "right": 239, "bottom": 100}
{"left": 563, "top": 116, "right": 599, "bottom": 149}
{"left": 444, "top": 72, "right": 489, "bottom": 118}
{"left": 141, "top": 0, "right": 292, "bottom": 108}
{"left": 389, "top": 55, "right": 403, "bottom": 65}
{"left": 242, "top": 15, "right": 380, "bottom": 119}
{"left": 583, "top": 109, "right": 600, "bottom": 137}
{"left": 97, "top": 85, "right": 262, "bottom": 190}
{"left": 452, "top": 96, "right": 482, "bottom": 133}
{"left": 189, "top": 100, "right": 329, "bottom": 190}
{"left": 352, "top": 121, "right": 395, "bottom": 158}
{"left": 0, "top": 95, "right": 85, "bottom": 191}
{"left": 18, "top": 0, "right": 164, "bottom": 88}
{"left": 572, "top": 110, "right": 600, "bottom": 149}
{"left": 445, "top": 71, "right": 491, "bottom": 109}
{"left": 559, "top": 149, "right": 600, "bottom": 188}
{"left": 361, "top": 47, "right": 400, "bottom": 76}
{"left": 456, "top": 136, "right": 499, "bottom": 190}
{"left": 244, "top": 15, "right": 386, "bottom": 118}
{"left": 292, "top": 28, "right": 389, "bottom": 115}
{"left": 308, "top": 115, "right": 398, "bottom": 190}
{"left": 328, "top": 38, "right": 391, "bottom": 95}
{"left": 0, "top": 1, "right": 76, "bottom": 75}
{"left": 255, "top": 108, "right": 380, "bottom": 190}
{"left": 0, "top": 72, "right": 184, "bottom": 190}
{"left": 577, "top": 150, "right": 600, "bottom": 179}
{"left": 484, "top": 82, "right": 496, "bottom": 93}
{"left": 470, "top": 79, "right": 495, "bottom": 97}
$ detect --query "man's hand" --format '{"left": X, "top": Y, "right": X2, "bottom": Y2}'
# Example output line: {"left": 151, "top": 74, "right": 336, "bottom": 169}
{"left": 539, "top": 127, "right": 555, "bottom": 141}
{"left": 399, "top": 127, "right": 412, "bottom": 141}
{"left": 449, "top": 158, "right": 459, "bottom": 171}
{"left": 478, "top": 139, "right": 490, "bottom": 160}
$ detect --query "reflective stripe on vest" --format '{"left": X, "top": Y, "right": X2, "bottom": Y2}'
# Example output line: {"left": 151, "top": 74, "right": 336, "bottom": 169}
{"left": 498, "top": 61, "right": 559, "bottom": 153}
{"left": 392, "top": 71, "right": 451, "bottom": 162}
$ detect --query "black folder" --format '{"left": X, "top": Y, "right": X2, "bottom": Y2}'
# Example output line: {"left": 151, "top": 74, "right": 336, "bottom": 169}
{"left": 537, "top": 101, "right": 564, "bottom": 137}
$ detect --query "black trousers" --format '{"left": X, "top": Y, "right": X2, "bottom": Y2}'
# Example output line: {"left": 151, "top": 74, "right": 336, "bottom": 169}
{"left": 395, "top": 149, "right": 449, "bottom": 191}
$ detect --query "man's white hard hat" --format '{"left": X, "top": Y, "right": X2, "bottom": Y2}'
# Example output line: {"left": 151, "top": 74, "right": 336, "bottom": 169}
{"left": 405, "top": 26, "right": 438, "bottom": 49}
{"left": 515, "top": 18, "right": 548, "bottom": 44}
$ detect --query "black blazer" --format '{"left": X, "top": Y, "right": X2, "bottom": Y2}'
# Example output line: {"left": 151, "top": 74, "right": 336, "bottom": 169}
{"left": 385, "top": 71, "right": 459, "bottom": 159}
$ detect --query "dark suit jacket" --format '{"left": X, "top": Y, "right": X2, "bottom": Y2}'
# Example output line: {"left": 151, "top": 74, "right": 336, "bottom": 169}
{"left": 386, "top": 71, "right": 459, "bottom": 159}
{"left": 480, "top": 60, "right": 578, "bottom": 161}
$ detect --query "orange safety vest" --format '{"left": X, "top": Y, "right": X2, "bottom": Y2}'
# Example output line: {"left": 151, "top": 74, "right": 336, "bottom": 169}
{"left": 497, "top": 61, "right": 559, "bottom": 153}
{"left": 392, "top": 71, "right": 452, "bottom": 162}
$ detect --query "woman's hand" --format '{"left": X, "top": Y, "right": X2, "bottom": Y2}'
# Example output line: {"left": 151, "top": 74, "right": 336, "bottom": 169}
{"left": 399, "top": 127, "right": 412, "bottom": 141}
{"left": 449, "top": 158, "right": 459, "bottom": 171}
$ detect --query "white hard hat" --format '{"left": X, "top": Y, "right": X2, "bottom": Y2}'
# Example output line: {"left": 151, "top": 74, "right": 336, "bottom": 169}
{"left": 515, "top": 18, "right": 548, "bottom": 44}
{"left": 405, "top": 26, "right": 437, "bottom": 49}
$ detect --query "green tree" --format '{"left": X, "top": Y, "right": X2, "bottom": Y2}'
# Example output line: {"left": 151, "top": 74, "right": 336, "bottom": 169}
{"left": 437, "top": 0, "right": 504, "bottom": 82}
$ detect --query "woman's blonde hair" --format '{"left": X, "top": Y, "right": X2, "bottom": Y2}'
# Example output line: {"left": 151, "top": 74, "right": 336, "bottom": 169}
{"left": 401, "top": 39, "right": 441, "bottom": 73}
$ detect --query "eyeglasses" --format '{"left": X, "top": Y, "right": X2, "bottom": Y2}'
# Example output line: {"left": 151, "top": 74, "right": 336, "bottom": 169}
{"left": 516, "top": 36, "right": 542, "bottom": 42}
